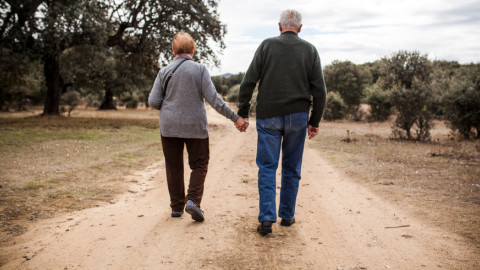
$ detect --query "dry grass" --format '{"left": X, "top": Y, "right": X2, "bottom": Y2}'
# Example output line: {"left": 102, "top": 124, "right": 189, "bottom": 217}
{"left": 0, "top": 111, "right": 162, "bottom": 242}
{"left": 311, "top": 120, "right": 480, "bottom": 247}
{"left": 2, "top": 107, "right": 479, "bottom": 257}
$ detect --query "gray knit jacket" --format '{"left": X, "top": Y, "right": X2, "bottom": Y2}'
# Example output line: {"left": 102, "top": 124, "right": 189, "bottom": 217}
{"left": 149, "top": 57, "right": 239, "bottom": 139}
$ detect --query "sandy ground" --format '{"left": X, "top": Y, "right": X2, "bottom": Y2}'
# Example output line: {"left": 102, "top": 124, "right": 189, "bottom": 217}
{"left": 1, "top": 108, "right": 478, "bottom": 270}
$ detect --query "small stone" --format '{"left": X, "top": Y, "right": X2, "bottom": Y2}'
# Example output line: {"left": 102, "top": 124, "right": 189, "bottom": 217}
{"left": 360, "top": 266, "right": 368, "bottom": 269}
{"left": 24, "top": 256, "right": 32, "bottom": 260}
{"left": 137, "top": 215, "right": 144, "bottom": 217}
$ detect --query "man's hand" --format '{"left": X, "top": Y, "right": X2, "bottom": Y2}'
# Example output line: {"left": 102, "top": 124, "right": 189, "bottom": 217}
{"left": 235, "top": 117, "right": 249, "bottom": 132}
{"left": 308, "top": 125, "right": 319, "bottom": 139}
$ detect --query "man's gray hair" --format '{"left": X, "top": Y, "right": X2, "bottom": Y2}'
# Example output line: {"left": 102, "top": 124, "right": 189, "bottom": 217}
{"left": 279, "top": 9, "right": 302, "bottom": 29}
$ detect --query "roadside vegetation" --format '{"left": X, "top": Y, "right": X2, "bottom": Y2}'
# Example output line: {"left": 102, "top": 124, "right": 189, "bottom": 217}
{"left": 0, "top": 113, "right": 161, "bottom": 241}
{"left": 213, "top": 51, "right": 479, "bottom": 141}
{"left": 309, "top": 120, "right": 480, "bottom": 247}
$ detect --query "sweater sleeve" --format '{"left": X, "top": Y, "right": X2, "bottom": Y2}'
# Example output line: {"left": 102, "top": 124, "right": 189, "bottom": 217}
{"left": 201, "top": 66, "right": 240, "bottom": 123}
{"left": 308, "top": 51, "right": 327, "bottom": 127}
{"left": 238, "top": 43, "right": 264, "bottom": 118}
{"left": 148, "top": 70, "right": 164, "bottom": 110}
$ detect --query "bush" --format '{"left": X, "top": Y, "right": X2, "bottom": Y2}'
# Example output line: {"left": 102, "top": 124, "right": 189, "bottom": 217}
{"left": 119, "top": 91, "right": 140, "bottom": 109}
{"left": 443, "top": 66, "right": 480, "bottom": 138}
{"left": 363, "top": 84, "right": 391, "bottom": 121}
{"left": 389, "top": 80, "right": 434, "bottom": 141}
{"left": 323, "top": 92, "right": 346, "bottom": 120}
{"left": 249, "top": 88, "right": 259, "bottom": 116}
{"left": 60, "top": 91, "right": 81, "bottom": 117}
{"left": 323, "top": 60, "right": 370, "bottom": 113}
{"left": 226, "top": 84, "right": 240, "bottom": 102}
{"left": 379, "top": 51, "right": 434, "bottom": 141}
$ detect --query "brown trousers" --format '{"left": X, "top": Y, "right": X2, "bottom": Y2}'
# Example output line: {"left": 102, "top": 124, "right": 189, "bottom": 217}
{"left": 161, "top": 136, "right": 209, "bottom": 212}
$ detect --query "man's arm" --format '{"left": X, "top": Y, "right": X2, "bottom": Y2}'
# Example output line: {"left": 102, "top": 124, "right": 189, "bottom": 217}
{"left": 238, "top": 44, "right": 264, "bottom": 118}
{"left": 308, "top": 51, "right": 327, "bottom": 127}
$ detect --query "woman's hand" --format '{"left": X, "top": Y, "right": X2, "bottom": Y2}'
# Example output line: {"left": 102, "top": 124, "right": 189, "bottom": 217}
{"left": 235, "top": 117, "right": 249, "bottom": 132}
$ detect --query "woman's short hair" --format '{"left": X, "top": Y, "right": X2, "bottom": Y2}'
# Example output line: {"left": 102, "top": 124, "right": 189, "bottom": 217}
{"left": 172, "top": 32, "right": 196, "bottom": 55}
{"left": 279, "top": 9, "right": 302, "bottom": 29}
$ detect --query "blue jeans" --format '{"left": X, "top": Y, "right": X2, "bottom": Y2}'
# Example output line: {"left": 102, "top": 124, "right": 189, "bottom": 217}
{"left": 256, "top": 111, "right": 308, "bottom": 223}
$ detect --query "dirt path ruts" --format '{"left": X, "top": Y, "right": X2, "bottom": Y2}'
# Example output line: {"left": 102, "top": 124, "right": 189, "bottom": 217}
{"left": 1, "top": 109, "right": 477, "bottom": 269}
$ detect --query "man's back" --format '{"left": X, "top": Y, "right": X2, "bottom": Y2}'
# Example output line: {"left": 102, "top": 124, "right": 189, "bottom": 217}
{"left": 238, "top": 32, "right": 326, "bottom": 125}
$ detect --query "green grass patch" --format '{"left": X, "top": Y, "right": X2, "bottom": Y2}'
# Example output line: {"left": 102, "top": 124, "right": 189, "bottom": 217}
{"left": 0, "top": 114, "right": 163, "bottom": 241}
{"left": 24, "top": 182, "right": 43, "bottom": 190}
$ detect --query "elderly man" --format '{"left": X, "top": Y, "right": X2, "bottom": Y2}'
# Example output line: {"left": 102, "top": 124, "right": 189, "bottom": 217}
{"left": 149, "top": 32, "right": 247, "bottom": 222}
{"left": 238, "top": 10, "right": 327, "bottom": 235}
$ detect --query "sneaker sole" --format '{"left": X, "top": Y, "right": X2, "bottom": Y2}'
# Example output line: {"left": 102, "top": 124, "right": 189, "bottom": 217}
{"left": 185, "top": 206, "right": 204, "bottom": 221}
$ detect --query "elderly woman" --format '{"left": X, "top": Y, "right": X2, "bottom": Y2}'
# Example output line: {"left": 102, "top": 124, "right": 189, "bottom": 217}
{"left": 149, "top": 32, "right": 247, "bottom": 221}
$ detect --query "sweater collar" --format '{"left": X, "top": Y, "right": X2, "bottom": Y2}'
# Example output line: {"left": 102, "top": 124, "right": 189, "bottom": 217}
{"left": 174, "top": 53, "right": 194, "bottom": 60}
{"left": 281, "top": 31, "right": 298, "bottom": 36}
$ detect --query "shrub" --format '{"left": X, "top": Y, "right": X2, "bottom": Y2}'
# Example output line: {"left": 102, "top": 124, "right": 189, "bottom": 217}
{"left": 323, "top": 60, "right": 371, "bottom": 113}
{"left": 443, "top": 66, "right": 480, "bottom": 138}
{"left": 323, "top": 92, "right": 346, "bottom": 120}
{"left": 389, "top": 80, "right": 434, "bottom": 141}
{"left": 249, "top": 88, "right": 258, "bottom": 116}
{"left": 363, "top": 84, "right": 391, "bottom": 121}
{"left": 226, "top": 84, "right": 240, "bottom": 102}
{"left": 60, "top": 91, "right": 81, "bottom": 117}
{"left": 119, "top": 91, "right": 140, "bottom": 109}
{"left": 379, "top": 51, "right": 434, "bottom": 141}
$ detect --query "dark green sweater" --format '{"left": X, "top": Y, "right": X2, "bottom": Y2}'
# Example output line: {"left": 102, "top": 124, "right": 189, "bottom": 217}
{"left": 238, "top": 31, "right": 327, "bottom": 127}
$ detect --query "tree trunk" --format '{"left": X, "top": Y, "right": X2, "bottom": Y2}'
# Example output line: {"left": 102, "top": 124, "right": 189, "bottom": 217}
{"left": 144, "top": 94, "right": 149, "bottom": 108}
{"left": 99, "top": 88, "right": 116, "bottom": 110}
{"left": 406, "top": 128, "right": 412, "bottom": 139}
{"left": 42, "top": 53, "right": 63, "bottom": 115}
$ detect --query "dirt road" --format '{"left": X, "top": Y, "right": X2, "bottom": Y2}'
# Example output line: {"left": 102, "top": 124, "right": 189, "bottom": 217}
{"left": 1, "top": 109, "right": 477, "bottom": 269}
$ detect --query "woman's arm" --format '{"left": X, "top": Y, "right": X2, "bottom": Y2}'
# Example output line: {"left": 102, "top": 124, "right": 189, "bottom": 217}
{"left": 148, "top": 70, "right": 164, "bottom": 110}
{"left": 200, "top": 66, "right": 240, "bottom": 123}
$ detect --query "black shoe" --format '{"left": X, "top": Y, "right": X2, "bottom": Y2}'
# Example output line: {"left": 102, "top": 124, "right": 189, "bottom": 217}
{"left": 185, "top": 200, "right": 204, "bottom": 221}
{"left": 171, "top": 210, "right": 183, "bottom": 218}
{"left": 280, "top": 217, "right": 295, "bottom": 226}
{"left": 257, "top": 221, "right": 273, "bottom": 235}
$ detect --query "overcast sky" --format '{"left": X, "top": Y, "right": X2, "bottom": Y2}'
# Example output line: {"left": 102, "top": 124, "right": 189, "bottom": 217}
{"left": 209, "top": 0, "right": 480, "bottom": 75}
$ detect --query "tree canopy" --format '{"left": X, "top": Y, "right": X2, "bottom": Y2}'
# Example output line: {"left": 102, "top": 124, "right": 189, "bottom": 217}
{"left": 1, "top": 0, "right": 226, "bottom": 114}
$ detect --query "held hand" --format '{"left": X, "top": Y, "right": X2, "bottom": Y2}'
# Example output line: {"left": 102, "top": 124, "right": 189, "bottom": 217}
{"left": 235, "top": 117, "right": 249, "bottom": 132}
{"left": 308, "top": 125, "right": 319, "bottom": 139}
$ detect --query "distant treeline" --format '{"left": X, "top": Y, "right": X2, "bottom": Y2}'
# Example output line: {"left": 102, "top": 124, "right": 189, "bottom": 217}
{"left": 212, "top": 51, "right": 480, "bottom": 140}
